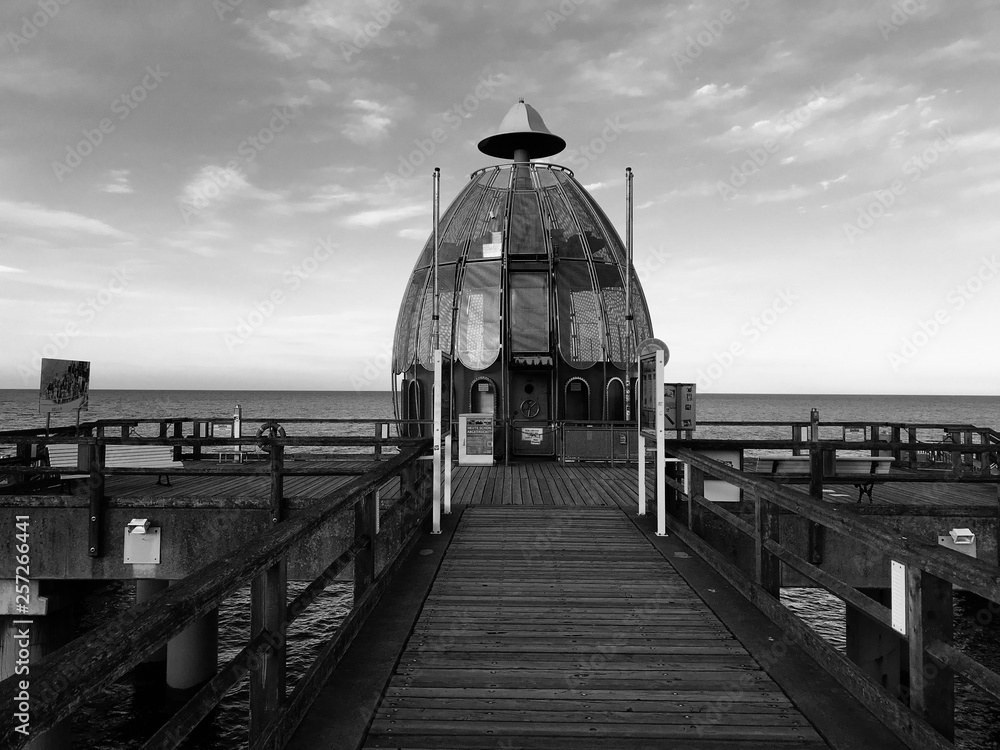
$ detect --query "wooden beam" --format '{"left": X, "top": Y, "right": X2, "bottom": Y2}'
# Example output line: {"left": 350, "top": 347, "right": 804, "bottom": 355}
{"left": 906, "top": 566, "right": 954, "bottom": 741}
{"left": 754, "top": 490, "right": 780, "bottom": 597}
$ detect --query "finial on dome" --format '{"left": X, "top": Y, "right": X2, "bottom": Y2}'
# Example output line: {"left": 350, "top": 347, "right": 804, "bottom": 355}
{"left": 477, "top": 99, "right": 565, "bottom": 161}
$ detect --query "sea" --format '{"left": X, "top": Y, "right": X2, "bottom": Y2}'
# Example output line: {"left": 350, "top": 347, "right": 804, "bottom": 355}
{"left": 0, "top": 390, "right": 998, "bottom": 748}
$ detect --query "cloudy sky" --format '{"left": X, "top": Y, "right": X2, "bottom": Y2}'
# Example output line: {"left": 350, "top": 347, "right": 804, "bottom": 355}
{"left": 1, "top": 0, "right": 997, "bottom": 394}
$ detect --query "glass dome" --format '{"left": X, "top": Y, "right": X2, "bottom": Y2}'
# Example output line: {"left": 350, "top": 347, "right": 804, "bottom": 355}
{"left": 392, "top": 161, "right": 653, "bottom": 374}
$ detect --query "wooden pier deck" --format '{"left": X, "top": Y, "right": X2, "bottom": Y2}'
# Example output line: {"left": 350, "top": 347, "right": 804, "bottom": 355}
{"left": 363, "top": 506, "right": 826, "bottom": 748}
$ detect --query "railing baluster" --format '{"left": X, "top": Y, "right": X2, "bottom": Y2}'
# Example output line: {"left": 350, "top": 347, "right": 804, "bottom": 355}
{"left": 87, "top": 440, "right": 103, "bottom": 557}
{"left": 754, "top": 489, "right": 780, "bottom": 597}
{"left": 687, "top": 465, "right": 704, "bottom": 536}
{"left": 270, "top": 444, "right": 284, "bottom": 525}
{"left": 354, "top": 491, "right": 377, "bottom": 602}
{"left": 250, "top": 560, "right": 287, "bottom": 748}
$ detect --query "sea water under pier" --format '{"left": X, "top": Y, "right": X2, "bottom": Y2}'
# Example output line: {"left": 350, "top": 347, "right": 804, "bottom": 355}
{"left": 0, "top": 416, "right": 998, "bottom": 748}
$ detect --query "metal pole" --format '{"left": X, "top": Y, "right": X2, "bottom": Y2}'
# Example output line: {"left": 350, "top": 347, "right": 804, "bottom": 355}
{"left": 625, "top": 167, "right": 634, "bottom": 420}
{"left": 433, "top": 167, "right": 441, "bottom": 351}
{"left": 625, "top": 166, "right": 633, "bottom": 322}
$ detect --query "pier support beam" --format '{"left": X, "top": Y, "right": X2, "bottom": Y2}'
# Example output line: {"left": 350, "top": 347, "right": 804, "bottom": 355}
{"left": 166, "top": 582, "right": 218, "bottom": 691}
{"left": 846, "top": 588, "right": 901, "bottom": 697}
{"left": 0, "top": 582, "right": 76, "bottom": 750}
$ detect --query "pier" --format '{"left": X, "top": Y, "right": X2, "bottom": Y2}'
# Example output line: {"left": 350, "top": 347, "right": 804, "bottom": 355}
{"left": 0, "top": 416, "right": 998, "bottom": 748}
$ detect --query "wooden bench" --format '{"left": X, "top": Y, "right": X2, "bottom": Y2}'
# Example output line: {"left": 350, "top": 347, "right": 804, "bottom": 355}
{"left": 46, "top": 444, "right": 179, "bottom": 486}
{"left": 754, "top": 455, "right": 894, "bottom": 502}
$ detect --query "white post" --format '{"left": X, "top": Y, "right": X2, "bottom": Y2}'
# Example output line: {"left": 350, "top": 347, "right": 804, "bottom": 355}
{"left": 233, "top": 404, "right": 242, "bottom": 453}
{"left": 432, "top": 349, "right": 443, "bottom": 534}
{"left": 444, "top": 432, "right": 452, "bottom": 514}
{"left": 655, "top": 349, "right": 666, "bottom": 536}
{"left": 637, "top": 433, "right": 646, "bottom": 515}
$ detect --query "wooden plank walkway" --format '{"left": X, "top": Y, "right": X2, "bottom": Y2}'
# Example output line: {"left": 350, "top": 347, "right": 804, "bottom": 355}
{"left": 364, "top": 506, "right": 828, "bottom": 748}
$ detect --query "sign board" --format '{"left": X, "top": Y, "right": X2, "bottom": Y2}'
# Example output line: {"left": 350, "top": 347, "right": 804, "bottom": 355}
{"left": 459, "top": 413, "right": 494, "bottom": 466}
{"left": 639, "top": 351, "right": 665, "bottom": 439}
{"left": 697, "top": 449, "right": 742, "bottom": 503}
{"left": 678, "top": 384, "right": 696, "bottom": 430}
{"left": 39, "top": 358, "right": 90, "bottom": 414}
{"left": 663, "top": 383, "right": 697, "bottom": 432}
{"left": 890, "top": 560, "right": 906, "bottom": 635}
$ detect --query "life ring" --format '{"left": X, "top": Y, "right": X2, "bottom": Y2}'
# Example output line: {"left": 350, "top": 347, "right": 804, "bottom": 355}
{"left": 256, "top": 421, "right": 286, "bottom": 452}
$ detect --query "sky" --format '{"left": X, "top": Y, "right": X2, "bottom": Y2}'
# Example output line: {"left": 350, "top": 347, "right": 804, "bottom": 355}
{"left": 1, "top": 0, "right": 998, "bottom": 395}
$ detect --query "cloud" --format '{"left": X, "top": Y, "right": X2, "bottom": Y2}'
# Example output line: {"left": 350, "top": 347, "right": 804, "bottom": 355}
{"left": 342, "top": 98, "right": 393, "bottom": 144}
{"left": 0, "top": 199, "right": 130, "bottom": 238}
{"left": 101, "top": 169, "right": 134, "bottom": 194}
{"left": 178, "top": 164, "right": 282, "bottom": 214}
{"left": 345, "top": 204, "right": 425, "bottom": 227}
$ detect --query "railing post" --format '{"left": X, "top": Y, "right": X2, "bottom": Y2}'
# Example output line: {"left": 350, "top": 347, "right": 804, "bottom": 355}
{"left": 250, "top": 560, "right": 287, "bottom": 748}
{"left": 949, "top": 429, "right": 962, "bottom": 478}
{"left": 172, "top": 421, "right": 183, "bottom": 461}
{"left": 906, "top": 565, "right": 954, "bottom": 741}
{"left": 192, "top": 421, "right": 203, "bottom": 461}
{"left": 270, "top": 445, "right": 284, "bottom": 525}
{"left": 754, "top": 489, "right": 781, "bottom": 597}
{"left": 87, "top": 440, "right": 104, "bottom": 557}
{"left": 354, "top": 491, "right": 377, "bottom": 602}
{"left": 374, "top": 421, "right": 383, "bottom": 462}
{"left": 809, "top": 446, "right": 824, "bottom": 499}
{"left": 891, "top": 425, "right": 901, "bottom": 463}
{"left": 687, "top": 465, "right": 704, "bottom": 536}
{"left": 808, "top": 447, "right": 825, "bottom": 564}
{"left": 791, "top": 423, "right": 802, "bottom": 456}
{"left": 908, "top": 427, "right": 917, "bottom": 468}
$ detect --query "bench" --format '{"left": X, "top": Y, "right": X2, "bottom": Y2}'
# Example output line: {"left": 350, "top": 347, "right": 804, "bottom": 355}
{"left": 754, "top": 455, "right": 894, "bottom": 502}
{"left": 46, "top": 444, "right": 179, "bottom": 487}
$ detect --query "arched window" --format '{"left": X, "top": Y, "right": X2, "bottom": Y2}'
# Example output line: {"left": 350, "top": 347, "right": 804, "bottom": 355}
{"left": 470, "top": 377, "right": 497, "bottom": 416}
{"left": 564, "top": 378, "right": 590, "bottom": 420}
{"left": 606, "top": 378, "right": 625, "bottom": 421}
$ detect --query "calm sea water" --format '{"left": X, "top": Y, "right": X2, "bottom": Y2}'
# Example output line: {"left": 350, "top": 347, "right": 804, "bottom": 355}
{"left": 1, "top": 390, "right": 998, "bottom": 748}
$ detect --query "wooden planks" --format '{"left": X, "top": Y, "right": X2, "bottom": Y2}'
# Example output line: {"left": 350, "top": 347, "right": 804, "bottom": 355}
{"left": 363, "top": 507, "right": 828, "bottom": 748}
{"left": 456, "top": 462, "right": 640, "bottom": 508}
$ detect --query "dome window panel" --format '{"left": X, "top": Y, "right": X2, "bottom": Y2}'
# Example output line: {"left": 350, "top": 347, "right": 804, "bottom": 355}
{"left": 439, "top": 185, "right": 486, "bottom": 263}
{"left": 560, "top": 179, "right": 612, "bottom": 263}
{"left": 417, "top": 265, "right": 457, "bottom": 367}
{"left": 509, "top": 272, "right": 550, "bottom": 354}
{"left": 508, "top": 193, "right": 545, "bottom": 256}
{"left": 457, "top": 261, "right": 501, "bottom": 370}
{"left": 596, "top": 263, "right": 629, "bottom": 367}
{"left": 556, "top": 261, "right": 603, "bottom": 369}
{"left": 392, "top": 267, "right": 428, "bottom": 373}
{"left": 542, "top": 188, "right": 587, "bottom": 260}
{"left": 469, "top": 190, "right": 506, "bottom": 260}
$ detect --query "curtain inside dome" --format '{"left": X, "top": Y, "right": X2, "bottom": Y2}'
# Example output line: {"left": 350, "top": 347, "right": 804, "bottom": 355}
{"left": 392, "top": 267, "right": 427, "bottom": 373}
{"left": 457, "top": 261, "right": 501, "bottom": 370}
{"left": 556, "top": 261, "right": 602, "bottom": 368}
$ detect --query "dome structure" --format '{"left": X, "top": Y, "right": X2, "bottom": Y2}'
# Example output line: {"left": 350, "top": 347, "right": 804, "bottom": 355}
{"left": 392, "top": 100, "right": 653, "bottom": 459}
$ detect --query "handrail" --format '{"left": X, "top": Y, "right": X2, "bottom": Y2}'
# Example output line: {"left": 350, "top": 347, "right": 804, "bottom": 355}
{"left": 0, "top": 437, "right": 433, "bottom": 748}
{"left": 661, "top": 443, "right": 1000, "bottom": 747}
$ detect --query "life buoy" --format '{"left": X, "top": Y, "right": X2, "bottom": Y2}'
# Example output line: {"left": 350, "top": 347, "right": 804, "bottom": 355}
{"left": 256, "top": 421, "right": 286, "bottom": 452}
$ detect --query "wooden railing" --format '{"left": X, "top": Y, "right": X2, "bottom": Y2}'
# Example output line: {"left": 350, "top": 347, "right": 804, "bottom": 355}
{"left": 657, "top": 443, "right": 1000, "bottom": 749}
{"left": 0, "top": 433, "right": 433, "bottom": 749}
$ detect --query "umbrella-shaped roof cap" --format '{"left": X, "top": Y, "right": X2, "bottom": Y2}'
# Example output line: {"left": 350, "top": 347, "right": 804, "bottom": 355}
{"left": 477, "top": 98, "right": 566, "bottom": 160}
